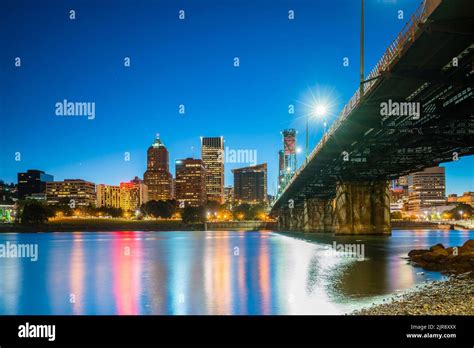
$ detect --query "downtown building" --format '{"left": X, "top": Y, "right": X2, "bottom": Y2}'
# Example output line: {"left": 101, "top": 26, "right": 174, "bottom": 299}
{"left": 201, "top": 136, "right": 224, "bottom": 204}
{"left": 119, "top": 181, "right": 148, "bottom": 212}
{"left": 447, "top": 192, "right": 474, "bottom": 208}
{"left": 96, "top": 184, "right": 121, "bottom": 208}
{"left": 175, "top": 158, "right": 207, "bottom": 207}
{"left": 17, "top": 169, "right": 53, "bottom": 199}
{"left": 278, "top": 129, "right": 297, "bottom": 193}
{"left": 224, "top": 186, "right": 234, "bottom": 205}
{"left": 144, "top": 135, "right": 173, "bottom": 201}
{"left": 46, "top": 179, "right": 96, "bottom": 206}
{"left": 96, "top": 178, "right": 148, "bottom": 211}
{"left": 407, "top": 166, "right": 446, "bottom": 212}
{"left": 232, "top": 163, "right": 267, "bottom": 205}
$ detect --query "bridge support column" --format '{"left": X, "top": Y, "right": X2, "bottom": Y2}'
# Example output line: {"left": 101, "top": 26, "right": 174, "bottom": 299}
{"left": 306, "top": 198, "right": 334, "bottom": 232}
{"left": 291, "top": 205, "right": 305, "bottom": 231}
{"left": 334, "top": 181, "right": 391, "bottom": 235}
{"left": 277, "top": 204, "right": 307, "bottom": 232}
{"left": 278, "top": 208, "right": 291, "bottom": 231}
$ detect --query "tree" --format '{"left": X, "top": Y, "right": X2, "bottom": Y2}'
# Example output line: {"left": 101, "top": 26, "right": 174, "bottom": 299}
{"left": 233, "top": 203, "right": 252, "bottom": 220}
{"left": 447, "top": 203, "right": 473, "bottom": 219}
{"left": 141, "top": 200, "right": 176, "bottom": 219}
{"left": 182, "top": 206, "right": 206, "bottom": 224}
{"left": 390, "top": 211, "right": 403, "bottom": 220}
{"left": 250, "top": 203, "right": 267, "bottom": 220}
{"left": 21, "top": 202, "right": 54, "bottom": 224}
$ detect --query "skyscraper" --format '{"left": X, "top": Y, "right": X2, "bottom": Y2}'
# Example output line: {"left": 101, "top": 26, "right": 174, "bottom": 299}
{"left": 201, "top": 136, "right": 224, "bottom": 204}
{"left": 232, "top": 163, "right": 267, "bottom": 204}
{"left": 144, "top": 135, "right": 173, "bottom": 201}
{"left": 277, "top": 129, "right": 297, "bottom": 192}
{"left": 175, "top": 158, "right": 207, "bottom": 207}
{"left": 278, "top": 149, "right": 285, "bottom": 190}
{"left": 282, "top": 129, "right": 297, "bottom": 176}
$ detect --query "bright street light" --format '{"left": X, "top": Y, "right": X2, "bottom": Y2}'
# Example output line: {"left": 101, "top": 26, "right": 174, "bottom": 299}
{"left": 314, "top": 103, "right": 327, "bottom": 117}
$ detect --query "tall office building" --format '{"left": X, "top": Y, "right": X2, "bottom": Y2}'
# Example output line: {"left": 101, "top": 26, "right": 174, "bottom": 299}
{"left": 96, "top": 184, "right": 121, "bottom": 208}
{"left": 282, "top": 129, "right": 297, "bottom": 175}
{"left": 175, "top": 158, "right": 207, "bottom": 207}
{"left": 278, "top": 149, "right": 285, "bottom": 190}
{"left": 17, "top": 169, "right": 53, "bottom": 199}
{"left": 46, "top": 179, "right": 96, "bottom": 206}
{"left": 407, "top": 166, "right": 446, "bottom": 212}
{"left": 144, "top": 135, "right": 173, "bottom": 201}
{"left": 232, "top": 163, "right": 267, "bottom": 204}
{"left": 201, "top": 136, "right": 224, "bottom": 204}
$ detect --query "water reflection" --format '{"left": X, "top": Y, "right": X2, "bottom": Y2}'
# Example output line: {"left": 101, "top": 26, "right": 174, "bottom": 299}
{"left": 0, "top": 230, "right": 472, "bottom": 315}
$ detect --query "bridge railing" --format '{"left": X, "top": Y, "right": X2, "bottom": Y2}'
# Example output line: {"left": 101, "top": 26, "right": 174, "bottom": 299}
{"left": 274, "top": 0, "right": 442, "bottom": 205}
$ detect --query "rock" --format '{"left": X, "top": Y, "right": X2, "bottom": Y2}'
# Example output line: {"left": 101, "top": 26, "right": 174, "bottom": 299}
{"left": 408, "top": 240, "right": 474, "bottom": 274}
{"left": 462, "top": 240, "right": 474, "bottom": 250}
{"left": 430, "top": 243, "right": 449, "bottom": 256}
{"left": 408, "top": 249, "right": 428, "bottom": 257}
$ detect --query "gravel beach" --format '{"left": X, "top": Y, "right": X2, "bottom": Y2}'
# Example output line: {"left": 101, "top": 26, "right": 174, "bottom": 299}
{"left": 352, "top": 273, "right": 474, "bottom": 315}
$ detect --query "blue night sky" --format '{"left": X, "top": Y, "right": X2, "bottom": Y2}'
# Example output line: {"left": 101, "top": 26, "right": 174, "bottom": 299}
{"left": 1, "top": 0, "right": 472, "bottom": 195}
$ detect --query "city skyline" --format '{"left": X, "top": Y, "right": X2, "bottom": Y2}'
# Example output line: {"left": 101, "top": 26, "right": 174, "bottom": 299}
{"left": 1, "top": 0, "right": 473, "bottom": 195}
{"left": 2, "top": 130, "right": 473, "bottom": 196}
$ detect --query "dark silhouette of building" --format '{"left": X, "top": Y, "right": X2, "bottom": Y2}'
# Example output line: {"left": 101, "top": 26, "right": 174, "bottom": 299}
{"left": 17, "top": 169, "right": 53, "bottom": 199}
{"left": 232, "top": 164, "right": 267, "bottom": 204}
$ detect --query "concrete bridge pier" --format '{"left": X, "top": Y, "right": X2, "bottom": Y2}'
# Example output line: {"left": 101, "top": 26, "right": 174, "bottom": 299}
{"left": 277, "top": 198, "right": 334, "bottom": 233}
{"left": 333, "top": 180, "right": 391, "bottom": 235}
{"left": 306, "top": 198, "right": 334, "bottom": 233}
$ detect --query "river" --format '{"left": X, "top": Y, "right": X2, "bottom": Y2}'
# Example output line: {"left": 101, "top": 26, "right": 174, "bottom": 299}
{"left": 0, "top": 229, "right": 472, "bottom": 315}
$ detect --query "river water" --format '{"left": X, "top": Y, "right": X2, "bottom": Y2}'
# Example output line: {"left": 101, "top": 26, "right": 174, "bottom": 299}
{"left": 0, "top": 229, "right": 472, "bottom": 315}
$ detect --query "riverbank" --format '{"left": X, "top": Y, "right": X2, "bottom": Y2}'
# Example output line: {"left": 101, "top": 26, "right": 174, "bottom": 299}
{"left": 352, "top": 273, "right": 474, "bottom": 315}
{"left": 0, "top": 218, "right": 204, "bottom": 232}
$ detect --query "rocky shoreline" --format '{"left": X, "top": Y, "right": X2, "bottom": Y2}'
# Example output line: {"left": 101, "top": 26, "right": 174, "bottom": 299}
{"left": 352, "top": 273, "right": 474, "bottom": 315}
{"left": 408, "top": 240, "right": 474, "bottom": 273}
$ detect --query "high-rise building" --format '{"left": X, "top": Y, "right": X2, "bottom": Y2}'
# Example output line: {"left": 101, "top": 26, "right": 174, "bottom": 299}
{"left": 232, "top": 163, "right": 267, "bottom": 204}
{"left": 278, "top": 149, "right": 285, "bottom": 190}
{"left": 407, "top": 166, "right": 446, "bottom": 212}
{"left": 96, "top": 184, "right": 121, "bottom": 208}
{"left": 144, "top": 135, "right": 173, "bottom": 201}
{"left": 201, "top": 136, "right": 224, "bottom": 204}
{"left": 282, "top": 129, "right": 297, "bottom": 175}
{"left": 175, "top": 158, "right": 206, "bottom": 207}
{"left": 119, "top": 181, "right": 148, "bottom": 212}
{"left": 46, "top": 179, "right": 96, "bottom": 206}
{"left": 278, "top": 129, "right": 297, "bottom": 193}
{"left": 17, "top": 169, "right": 53, "bottom": 199}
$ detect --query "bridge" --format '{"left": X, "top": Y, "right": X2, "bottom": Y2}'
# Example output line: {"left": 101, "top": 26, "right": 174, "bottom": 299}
{"left": 271, "top": 0, "right": 474, "bottom": 235}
